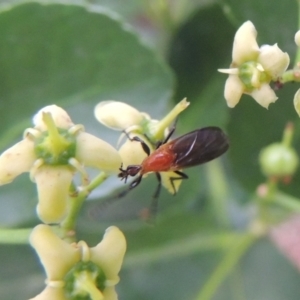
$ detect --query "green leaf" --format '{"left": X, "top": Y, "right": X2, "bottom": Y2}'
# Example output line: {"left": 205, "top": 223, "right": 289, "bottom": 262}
{"left": 0, "top": 1, "right": 173, "bottom": 140}
{"left": 0, "top": 1, "right": 174, "bottom": 226}
{"left": 221, "top": 0, "right": 297, "bottom": 55}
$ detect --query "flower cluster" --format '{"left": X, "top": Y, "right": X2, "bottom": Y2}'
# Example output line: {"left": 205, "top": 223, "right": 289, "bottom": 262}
{"left": 0, "top": 105, "right": 121, "bottom": 223}
{"left": 95, "top": 99, "right": 190, "bottom": 194}
{"left": 30, "top": 225, "right": 126, "bottom": 300}
{"left": 219, "top": 21, "right": 290, "bottom": 108}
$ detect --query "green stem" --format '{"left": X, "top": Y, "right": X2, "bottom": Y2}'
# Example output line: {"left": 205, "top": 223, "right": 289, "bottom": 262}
{"left": 0, "top": 228, "right": 32, "bottom": 244}
{"left": 273, "top": 191, "right": 300, "bottom": 212}
{"left": 205, "top": 160, "right": 231, "bottom": 227}
{"left": 151, "top": 98, "right": 189, "bottom": 141}
{"left": 61, "top": 172, "right": 108, "bottom": 237}
{"left": 281, "top": 69, "right": 300, "bottom": 84}
{"left": 124, "top": 232, "right": 240, "bottom": 268}
{"left": 195, "top": 233, "right": 256, "bottom": 300}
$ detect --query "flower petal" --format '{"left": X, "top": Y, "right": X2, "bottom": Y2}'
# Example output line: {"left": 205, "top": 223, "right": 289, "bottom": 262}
{"left": 30, "top": 224, "right": 81, "bottom": 280}
{"left": 293, "top": 88, "right": 300, "bottom": 117}
{"left": 161, "top": 171, "right": 182, "bottom": 195}
{"left": 75, "top": 132, "right": 122, "bottom": 173}
{"left": 94, "top": 101, "right": 146, "bottom": 130}
{"left": 224, "top": 75, "right": 244, "bottom": 108}
{"left": 258, "top": 44, "right": 290, "bottom": 79}
{"left": 34, "top": 165, "right": 74, "bottom": 223}
{"left": 90, "top": 226, "right": 126, "bottom": 282}
{"left": 295, "top": 30, "right": 300, "bottom": 47}
{"left": 232, "top": 21, "right": 260, "bottom": 65}
{"left": 0, "top": 137, "right": 36, "bottom": 185}
{"left": 103, "top": 287, "right": 118, "bottom": 300}
{"left": 29, "top": 286, "right": 66, "bottom": 300}
{"left": 250, "top": 83, "right": 278, "bottom": 108}
{"left": 118, "top": 135, "right": 150, "bottom": 168}
{"left": 33, "top": 105, "right": 74, "bottom": 131}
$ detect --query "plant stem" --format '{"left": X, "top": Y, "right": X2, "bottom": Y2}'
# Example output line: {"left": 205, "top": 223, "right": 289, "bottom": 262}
{"left": 0, "top": 228, "right": 32, "bottom": 244}
{"left": 61, "top": 172, "right": 108, "bottom": 238}
{"left": 195, "top": 233, "right": 256, "bottom": 300}
{"left": 205, "top": 159, "right": 231, "bottom": 227}
{"left": 273, "top": 191, "right": 300, "bottom": 212}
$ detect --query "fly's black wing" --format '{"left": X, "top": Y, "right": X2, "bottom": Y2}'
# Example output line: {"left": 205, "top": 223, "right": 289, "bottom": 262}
{"left": 170, "top": 127, "right": 229, "bottom": 169}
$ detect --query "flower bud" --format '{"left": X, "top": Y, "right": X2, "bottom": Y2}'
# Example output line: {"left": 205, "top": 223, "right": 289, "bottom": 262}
{"left": 75, "top": 132, "right": 122, "bottom": 173}
{"left": 295, "top": 30, "right": 300, "bottom": 47}
{"left": 294, "top": 88, "right": 300, "bottom": 116}
{"left": 94, "top": 101, "right": 146, "bottom": 130}
{"left": 259, "top": 143, "right": 299, "bottom": 178}
{"left": 118, "top": 134, "right": 150, "bottom": 168}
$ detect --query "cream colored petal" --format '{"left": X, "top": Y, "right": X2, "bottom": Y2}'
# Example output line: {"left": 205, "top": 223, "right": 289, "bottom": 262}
{"left": 218, "top": 68, "right": 239, "bottom": 75}
{"left": 258, "top": 44, "right": 290, "bottom": 79}
{"left": 161, "top": 171, "right": 183, "bottom": 195}
{"left": 90, "top": 226, "right": 126, "bottom": 282}
{"left": 30, "top": 224, "right": 81, "bottom": 280}
{"left": 224, "top": 75, "right": 244, "bottom": 108}
{"left": 293, "top": 89, "right": 300, "bottom": 117}
{"left": 0, "top": 137, "right": 36, "bottom": 185}
{"left": 118, "top": 135, "right": 150, "bottom": 168}
{"left": 33, "top": 105, "right": 74, "bottom": 131}
{"left": 34, "top": 165, "right": 74, "bottom": 224}
{"left": 29, "top": 286, "right": 66, "bottom": 300}
{"left": 295, "top": 30, "right": 300, "bottom": 47}
{"left": 250, "top": 83, "right": 278, "bottom": 108}
{"left": 232, "top": 21, "right": 260, "bottom": 65}
{"left": 103, "top": 287, "right": 118, "bottom": 300}
{"left": 94, "top": 101, "right": 145, "bottom": 130}
{"left": 75, "top": 132, "right": 122, "bottom": 173}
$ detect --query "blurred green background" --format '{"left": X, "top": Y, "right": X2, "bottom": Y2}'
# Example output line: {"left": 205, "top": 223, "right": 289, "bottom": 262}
{"left": 0, "top": 0, "right": 300, "bottom": 299}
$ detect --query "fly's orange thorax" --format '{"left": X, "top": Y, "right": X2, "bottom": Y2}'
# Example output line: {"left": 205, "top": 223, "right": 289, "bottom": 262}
{"left": 141, "top": 144, "right": 176, "bottom": 174}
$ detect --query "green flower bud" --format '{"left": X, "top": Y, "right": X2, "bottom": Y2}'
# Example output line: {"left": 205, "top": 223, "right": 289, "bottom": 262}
{"left": 259, "top": 143, "right": 299, "bottom": 178}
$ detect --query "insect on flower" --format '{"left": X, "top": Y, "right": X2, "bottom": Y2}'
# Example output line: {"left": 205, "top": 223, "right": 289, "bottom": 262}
{"left": 118, "top": 126, "right": 229, "bottom": 204}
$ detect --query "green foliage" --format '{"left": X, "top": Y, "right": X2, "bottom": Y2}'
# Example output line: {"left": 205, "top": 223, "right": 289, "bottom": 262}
{"left": 1, "top": 0, "right": 300, "bottom": 300}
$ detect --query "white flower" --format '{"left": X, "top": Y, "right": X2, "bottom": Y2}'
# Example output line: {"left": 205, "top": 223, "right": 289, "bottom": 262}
{"left": 98, "top": 100, "right": 190, "bottom": 195}
{"left": 29, "top": 225, "right": 126, "bottom": 300}
{"left": 95, "top": 98, "right": 189, "bottom": 143}
{"left": 94, "top": 100, "right": 149, "bottom": 131}
{"left": 0, "top": 105, "right": 122, "bottom": 223}
{"left": 219, "top": 21, "right": 290, "bottom": 108}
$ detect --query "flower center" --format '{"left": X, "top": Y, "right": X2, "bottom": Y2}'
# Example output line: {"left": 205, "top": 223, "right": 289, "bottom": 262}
{"left": 238, "top": 61, "right": 270, "bottom": 91}
{"left": 64, "top": 261, "right": 107, "bottom": 300}
{"left": 34, "top": 112, "right": 77, "bottom": 165}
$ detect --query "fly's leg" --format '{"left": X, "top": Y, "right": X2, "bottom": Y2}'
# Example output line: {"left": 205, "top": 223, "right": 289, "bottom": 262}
{"left": 123, "top": 131, "right": 151, "bottom": 156}
{"left": 170, "top": 170, "right": 188, "bottom": 194}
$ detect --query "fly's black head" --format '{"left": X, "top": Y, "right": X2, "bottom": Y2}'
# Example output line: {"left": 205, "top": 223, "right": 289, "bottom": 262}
{"left": 118, "top": 165, "right": 142, "bottom": 183}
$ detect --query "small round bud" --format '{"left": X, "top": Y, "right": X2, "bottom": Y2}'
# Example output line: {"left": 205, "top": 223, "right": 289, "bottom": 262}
{"left": 259, "top": 143, "right": 299, "bottom": 178}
